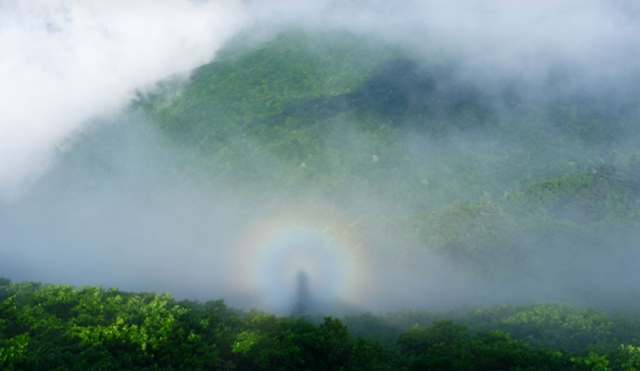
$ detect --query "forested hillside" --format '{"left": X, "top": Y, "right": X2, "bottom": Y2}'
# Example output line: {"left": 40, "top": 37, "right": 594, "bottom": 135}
{"left": 26, "top": 27, "right": 639, "bottom": 293}
{"left": 4, "top": 279, "right": 640, "bottom": 370}
{"left": 2, "top": 24, "right": 640, "bottom": 370}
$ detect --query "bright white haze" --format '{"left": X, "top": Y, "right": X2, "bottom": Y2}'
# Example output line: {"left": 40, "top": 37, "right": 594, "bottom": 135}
{"left": 0, "top": 0, "right": 246, "bottom": 201}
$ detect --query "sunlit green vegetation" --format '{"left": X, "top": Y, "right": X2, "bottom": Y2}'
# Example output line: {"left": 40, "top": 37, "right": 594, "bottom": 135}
{"left": 4, "top": 279, "right": 640, "bottom": 370}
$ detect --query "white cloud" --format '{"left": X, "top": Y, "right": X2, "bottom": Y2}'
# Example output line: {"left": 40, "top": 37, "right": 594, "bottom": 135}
{"left": 0, "top": 0, "right": 246, "bottom": 201}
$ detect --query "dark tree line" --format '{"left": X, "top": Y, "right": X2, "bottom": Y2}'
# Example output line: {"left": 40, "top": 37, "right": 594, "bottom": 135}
{"left": 3, "top": 278, "right": 640, "bottom": 370}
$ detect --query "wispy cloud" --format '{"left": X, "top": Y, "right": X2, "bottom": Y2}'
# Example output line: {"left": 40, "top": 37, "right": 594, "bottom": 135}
{"left": 0, "top": 0, "right": 246, "bottom": 201}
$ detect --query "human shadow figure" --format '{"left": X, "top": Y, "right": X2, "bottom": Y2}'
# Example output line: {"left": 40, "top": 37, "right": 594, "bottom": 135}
{"left": 291, "top": 270, "right": 312, "bottom": 317}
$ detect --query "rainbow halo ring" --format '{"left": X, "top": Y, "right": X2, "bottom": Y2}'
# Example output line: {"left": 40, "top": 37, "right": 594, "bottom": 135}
{"left": 233, "top": 203, "right": 370, "bottom": 313}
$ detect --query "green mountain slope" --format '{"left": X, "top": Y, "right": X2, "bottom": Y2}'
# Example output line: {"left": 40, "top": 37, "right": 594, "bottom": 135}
{"left": 124, "top": 28, "right": 638, "bottom": 211}
{"left": 9, "top": 27, "right": 640, "bottom": 292}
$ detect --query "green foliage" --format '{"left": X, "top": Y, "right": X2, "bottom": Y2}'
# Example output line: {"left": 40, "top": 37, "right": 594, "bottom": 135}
{"left": 138, "top": 29, "right": 403, "bottom": 146}
{"left": 522, "top": 153, "right": 640, "bottom": 223}
{"left": 345, "top": 303, "right": 640, "bottom": 361}
{"left": 402, "top": 197, "right": 518, "bottom": 277}
{"left": 0, "top": 284, "right": 236, "bottom": 370}
{"left": 4, "top": 280, "right": 640, "bottom": 370}
{"left": 232, "top": 315, "right": 395, "bottom": 371}
{"left": 397, "top": 320, "right": 575, "bottom": 371}
{"left": 615, "top": 345, "right": 640, "bottom": 371}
